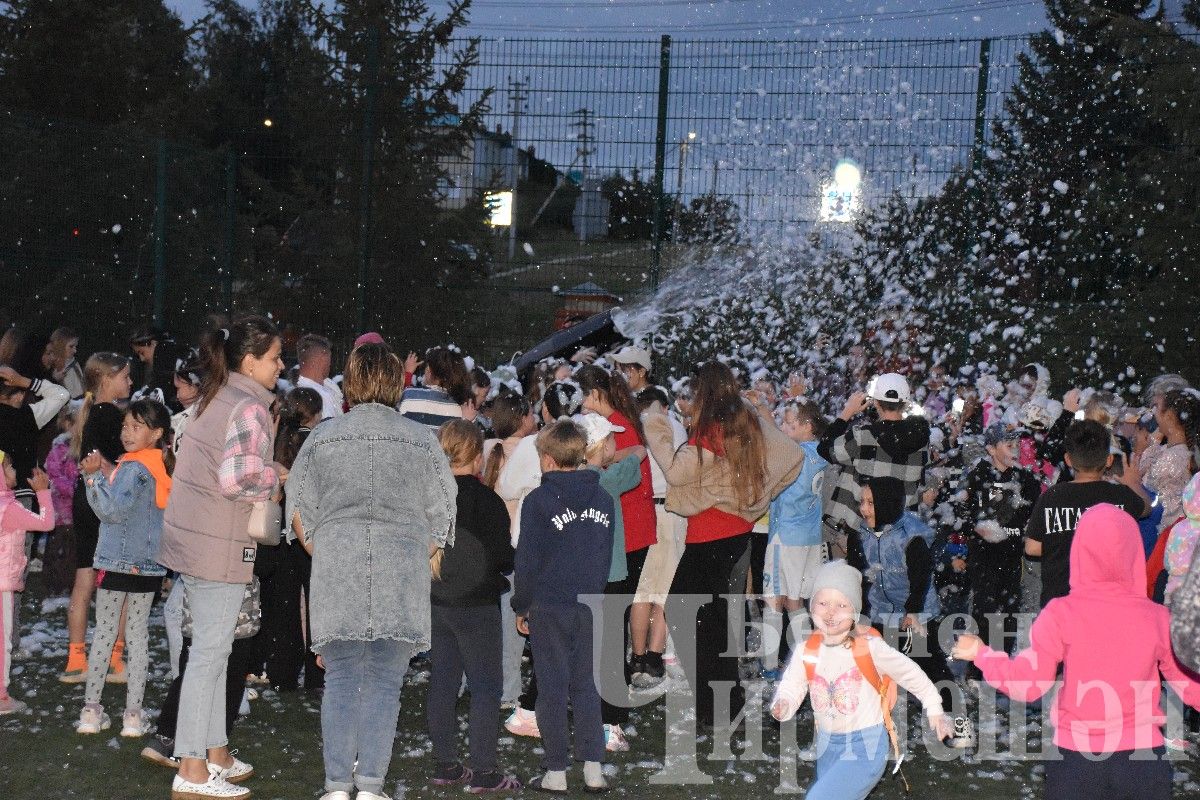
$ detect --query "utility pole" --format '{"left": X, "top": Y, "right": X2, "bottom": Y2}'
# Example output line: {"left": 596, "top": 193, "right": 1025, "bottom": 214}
{"left": 673, "top": 131, "right": 695, "bottom": 244}
{"left": 571, "top": 107, "right": 596, "bottom": 243}
{"left": 707, "top": 158, "right": 719, "bottom": 239}
{"left": 507, "top": 77, "right": 529, "bottom": 261}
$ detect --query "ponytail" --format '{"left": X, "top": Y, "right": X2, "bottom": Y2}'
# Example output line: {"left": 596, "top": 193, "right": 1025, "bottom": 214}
{"left": 197, "top": 316, "right": 279, "bottom": 416}
{"left": 575, "top": 364, "right": 646, "bottom": 444}
{"left": 482, "top": 441, "right": 506, "bottom": 488}
{"left": 70, "top": 353, "right": 130, "bottom": 459}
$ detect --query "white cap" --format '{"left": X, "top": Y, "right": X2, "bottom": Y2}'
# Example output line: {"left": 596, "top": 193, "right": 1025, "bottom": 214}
{"left": 572, "top": 412, "right": 625, "bottom": 446}
{"left": 610, "top": 345, "right": 651, "bottom": 372}
{"left": 866, "top": 372, "right": 911, "bottom": 403}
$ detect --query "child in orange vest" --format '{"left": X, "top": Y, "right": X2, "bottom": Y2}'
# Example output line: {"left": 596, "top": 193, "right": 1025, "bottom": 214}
{"left": 76, "top": 399, "right": 173, "bottom": 738}
{"left": 771, "top": 560, "right": 953, "bottom": 800}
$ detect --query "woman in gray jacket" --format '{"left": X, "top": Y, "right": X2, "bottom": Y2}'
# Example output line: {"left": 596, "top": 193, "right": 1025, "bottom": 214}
{"left": 287, "top": 343, "right": 457, "bottom": 800}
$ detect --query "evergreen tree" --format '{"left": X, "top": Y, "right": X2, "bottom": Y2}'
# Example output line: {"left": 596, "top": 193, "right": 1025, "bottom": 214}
{"left": 0, "top": 0, "right": 194, "bottom": 130}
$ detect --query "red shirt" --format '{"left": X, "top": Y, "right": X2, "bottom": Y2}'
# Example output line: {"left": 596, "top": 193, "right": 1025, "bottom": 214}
{"left": 609, "top": 410, "right": 657, "bottom": 553}
{"left": 684, "top": 428, "right": 753, "bottom": 544}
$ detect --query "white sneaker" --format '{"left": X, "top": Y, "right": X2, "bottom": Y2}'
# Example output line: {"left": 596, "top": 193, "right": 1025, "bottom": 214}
{"left": 949, "top": 716, "right": 976, "bottom": 749}
{"left": 171, "top": 773, "right": 251, "bottom": 799}
{"left": 121, "top": 708, "right": 150, "bottom": 737}
{"left": 76, "top": 705, "right": 111, "bottom": 734}
{"left": 318, "top": 793, "right": 351, "bottom": 800}
{"left": 238, "top": 688, "right": 251, "bottom": 717}
{"left": 27, "top": 557, "right": 42, "bottom": 573}
{"left": 604, "top": 724, "right": 630, "bottom": 752}
{"left": 355, "top": 792, "right": 392, "bottom": 800}
{"left": 208, "top": 753, "right": 254, "bottom": 784}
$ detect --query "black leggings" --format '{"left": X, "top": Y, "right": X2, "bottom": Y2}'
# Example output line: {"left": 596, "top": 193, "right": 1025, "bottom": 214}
{"left": 156, "top": 636, "right": 256, "bottom": 741}
{"left": 665, "top": 532, "right": 752, "bottom": 727}
{"left": 600, "top": 547, "right": 648, "bottom": 727}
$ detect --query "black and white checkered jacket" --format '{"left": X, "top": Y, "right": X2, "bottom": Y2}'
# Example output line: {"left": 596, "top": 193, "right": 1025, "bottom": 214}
{"left": 818, "top": 415, "right": 930, "bottom": 530}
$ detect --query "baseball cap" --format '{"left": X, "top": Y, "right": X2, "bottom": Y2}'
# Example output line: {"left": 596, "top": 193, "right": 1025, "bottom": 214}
{"left": 610, "top": 346, "right": 651, "bottom": 372}
{"left": 353, "top": 331, "right": 386, "bottom": 349}
{"left": 572, "top": 412, "right": 625, "bottom": 446}
{"left": 866, "top": 372, "right": 911, "bottom": 403}
{"left": 983, "top": 423, "right": 1020, "bottom": 448}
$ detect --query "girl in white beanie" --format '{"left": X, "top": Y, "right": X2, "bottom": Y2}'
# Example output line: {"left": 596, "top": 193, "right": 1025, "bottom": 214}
{"left": 770, "top": 560, "right": 953, "bottom": 800}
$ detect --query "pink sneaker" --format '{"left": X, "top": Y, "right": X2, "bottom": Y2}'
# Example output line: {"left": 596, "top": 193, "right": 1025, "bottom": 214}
{"left": 503, "top": 708, "right": 540, "bottom": 738}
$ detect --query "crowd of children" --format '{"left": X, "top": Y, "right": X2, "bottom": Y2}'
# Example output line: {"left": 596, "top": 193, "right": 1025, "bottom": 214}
{"left": 2, "top": 320, "right": 1200, "bottom": 800}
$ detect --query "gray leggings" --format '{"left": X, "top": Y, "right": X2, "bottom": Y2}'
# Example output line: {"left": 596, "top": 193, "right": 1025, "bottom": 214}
{"left": 85, "top": 589, "right": 153, "bottom": 711}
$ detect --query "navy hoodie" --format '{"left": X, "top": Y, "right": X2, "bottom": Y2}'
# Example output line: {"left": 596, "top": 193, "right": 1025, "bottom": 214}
{"left": 511, "top": 469, "right": 614, "bottom": 615}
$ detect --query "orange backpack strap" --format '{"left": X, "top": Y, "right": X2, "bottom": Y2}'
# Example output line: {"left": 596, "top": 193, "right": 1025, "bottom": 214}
{"left": 802, "top": 632, "right": 823, "bottom": 684}
{"left": 851, "top": 627, "right": 904, "bottom": 768}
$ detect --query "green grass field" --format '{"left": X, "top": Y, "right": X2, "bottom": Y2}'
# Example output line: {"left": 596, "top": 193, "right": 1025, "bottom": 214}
{"left": 3, "top": 575, "right": 1198, "bottom": 800}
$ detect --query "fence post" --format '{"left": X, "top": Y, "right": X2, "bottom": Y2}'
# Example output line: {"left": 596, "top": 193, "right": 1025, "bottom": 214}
{"left": 223, "top": 149, "right": 237, "bottom": 319}
{"left": 970, "top": 38, "right": 992, "bottom": 179}
{"left": 960, "top": 37, "right": 993, "bottom": 363}
{"left": 357, "top": 24, "right": 381, "bottom": 335}
{"left": 153, "top": 138, "right": 168, "bottom": 330}
{"left": 649, "top": 34, "right": 671, "bottom": 292}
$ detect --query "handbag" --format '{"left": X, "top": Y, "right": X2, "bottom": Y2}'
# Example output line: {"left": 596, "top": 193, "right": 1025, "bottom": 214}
{"left": 248, "top": 500, "right": 283, "bottom": 546}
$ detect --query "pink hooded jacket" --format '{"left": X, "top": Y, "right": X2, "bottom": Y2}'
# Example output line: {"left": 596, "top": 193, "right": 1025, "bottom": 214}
{"left": 976, "top": 503, "right": 1200, "bottom": 753}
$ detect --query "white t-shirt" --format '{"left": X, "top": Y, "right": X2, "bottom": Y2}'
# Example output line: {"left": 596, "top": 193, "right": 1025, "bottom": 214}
{"left": 297, "top": 375, "right": 344, "bottom": 420}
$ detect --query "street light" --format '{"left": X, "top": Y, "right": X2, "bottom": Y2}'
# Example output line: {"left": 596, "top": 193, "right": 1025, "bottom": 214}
{"left": 819, "top": 158, "right": 862, "bottom": 223}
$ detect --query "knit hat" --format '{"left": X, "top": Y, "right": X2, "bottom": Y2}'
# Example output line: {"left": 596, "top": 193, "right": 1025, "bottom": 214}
{"left": 809, "top": 560, "right": 864, "bottom": 617}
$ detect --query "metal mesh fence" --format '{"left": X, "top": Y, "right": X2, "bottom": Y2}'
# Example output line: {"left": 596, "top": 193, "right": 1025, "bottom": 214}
{"left": 1, "top": 31, "right": 1169, "bottom": 365}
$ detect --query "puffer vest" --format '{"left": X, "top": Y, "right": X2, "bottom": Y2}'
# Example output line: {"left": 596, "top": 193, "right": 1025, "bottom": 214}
{"left": 158, "top": 372, "right": 276, "bottom": 584}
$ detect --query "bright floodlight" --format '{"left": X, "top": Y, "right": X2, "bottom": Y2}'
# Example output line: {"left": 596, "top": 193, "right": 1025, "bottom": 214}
{"left": 834, "top": 160, "right": 861, "bottom": 190}
{"left": 687, "top": 131, "right": 697, "bottom": 140}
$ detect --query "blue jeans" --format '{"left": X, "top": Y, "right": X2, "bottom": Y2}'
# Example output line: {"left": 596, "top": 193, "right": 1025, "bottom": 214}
{"left": 320, "top": 638, "right": 409, "bottom": 795}
{"left": 806, "top": 724, "right": 888, "bottom": 800}
{"left": 174, "top": 576, "right": 245, "bottom": 759}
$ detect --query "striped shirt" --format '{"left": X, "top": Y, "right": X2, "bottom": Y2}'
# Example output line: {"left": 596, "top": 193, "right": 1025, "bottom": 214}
{"left": 398, "top": 386, "right": 463, "bottom": 430}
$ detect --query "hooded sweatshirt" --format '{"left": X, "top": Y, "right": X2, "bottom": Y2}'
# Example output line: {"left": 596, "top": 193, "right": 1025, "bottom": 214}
{"left": 511, "top": 468, "right": 614, "bottom": 615}
{"left": 857, "top": 477, "right": 936, "bottom": 622}
{"left": 976, "top": 503, "right": 1200, "bottom": 753}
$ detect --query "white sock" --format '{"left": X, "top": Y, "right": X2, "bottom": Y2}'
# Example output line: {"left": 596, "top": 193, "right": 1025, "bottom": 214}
{"left": 541, "top": 770, "right": 567, "bottom": 791}
{"left": 762, "top": 606, "right": 784, "bottom": 670}
{"left": 583, "top": 761, "right": 605, "bottom": 787}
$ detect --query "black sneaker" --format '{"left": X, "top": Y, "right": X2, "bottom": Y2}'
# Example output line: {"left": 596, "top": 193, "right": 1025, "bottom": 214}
{"left": 628, "top": 654, "right": 647, "bottom": 686}
{"left": 140, "top": 734, "right": 179, "bottom": 769}
{"left": 632, "top": 651, "right": 665, "bottom": 688}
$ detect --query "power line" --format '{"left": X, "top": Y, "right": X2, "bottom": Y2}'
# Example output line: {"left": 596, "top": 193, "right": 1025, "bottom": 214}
{"left": 466, "top": 0, "right": 1042, "bottom": 32}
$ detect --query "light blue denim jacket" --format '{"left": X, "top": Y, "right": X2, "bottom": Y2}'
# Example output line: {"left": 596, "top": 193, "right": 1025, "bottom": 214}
{"left": 285, "top": 403, "right": 457, "bottom": 654}
{"left": 86, "top": 462, "right": 167, "bottom": 576}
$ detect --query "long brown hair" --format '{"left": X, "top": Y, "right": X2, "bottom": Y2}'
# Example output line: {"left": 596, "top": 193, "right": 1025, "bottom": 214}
{"left": 689, "top": 361, "right": 766, "bottom": 509}
{"left": 423, "top": 347, "right": 472, "bottom": 405}
{"left": 575, "top": 364, "right": 645, "bottom": 443}
{"left": 481, "top": 393, "right": 531, "bottom": 488}
{"left": 71, "top": 352, "right": 131, "bottom": 459}
{"left": 196, "top": 316, "right": 279, "bottom": 416}
{"left": 48, "top": 327, "right": 78, "bottom": 372}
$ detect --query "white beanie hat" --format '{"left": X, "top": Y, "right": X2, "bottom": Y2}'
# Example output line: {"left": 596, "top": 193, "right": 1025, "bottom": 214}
{"left": 809, "top": 560, "right": 863, "bottom": 617}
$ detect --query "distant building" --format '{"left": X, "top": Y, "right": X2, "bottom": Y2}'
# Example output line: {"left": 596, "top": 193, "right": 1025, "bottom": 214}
{"left": 436, "top": 124, "right": 529, "bottom": 209}
{"left": 572, "top": 177, "right": 610, "bottom": 241}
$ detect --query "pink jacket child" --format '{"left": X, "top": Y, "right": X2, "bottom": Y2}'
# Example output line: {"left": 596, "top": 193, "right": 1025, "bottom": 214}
{"left": 44, "top": 432, "right": 78, "bottom": 526}
{"left": 953, "top": 503, "right": 1200, "bottom": 800}
{"left": 1, "top": 449, "right": 56, "bottom": 714}
{"left": 1163, "top": 472, "right": 1200, "bottom": 605}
